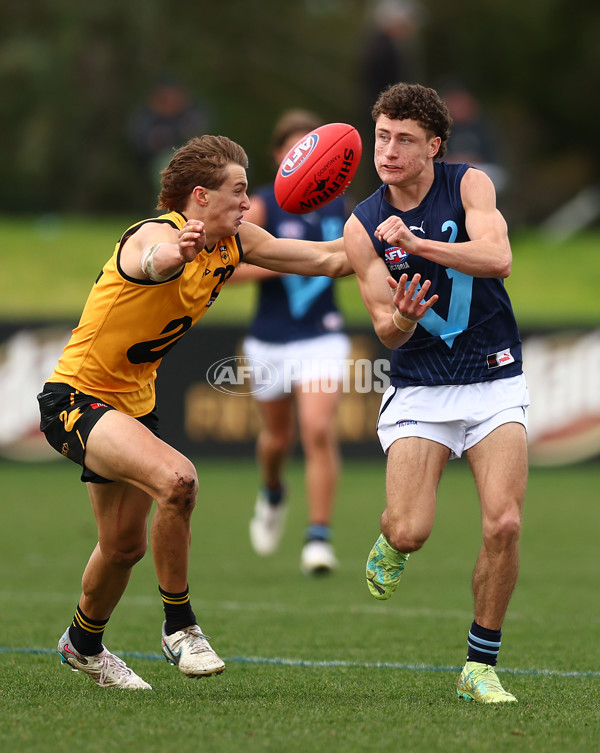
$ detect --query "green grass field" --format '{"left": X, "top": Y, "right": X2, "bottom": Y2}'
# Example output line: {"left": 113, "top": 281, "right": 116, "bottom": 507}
{"left": 1, "top": 457, "right": 598, "bottom": 752}
{"left": 1, "top": 214, "right": 600, "bottom": 327}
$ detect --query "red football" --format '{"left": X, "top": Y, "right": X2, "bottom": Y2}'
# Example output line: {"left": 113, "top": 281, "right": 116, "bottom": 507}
{"left": 274, "top": 122, "right": 362, "bottom": 214}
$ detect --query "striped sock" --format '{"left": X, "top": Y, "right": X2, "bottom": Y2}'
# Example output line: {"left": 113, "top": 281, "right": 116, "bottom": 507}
{"left": 306, "top": 523, "right": 331, "bottom": 542}
{"left": 160, "top": 585, "right": 197, "bottom": 636}
{"left": 69, "top": 605, "right": 108, "bottom": 656}
{"left": 467, "top": 621, "right": 502, "bottom": 666}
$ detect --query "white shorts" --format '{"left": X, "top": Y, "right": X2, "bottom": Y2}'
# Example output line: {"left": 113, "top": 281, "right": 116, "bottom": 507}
{"left": 243, "top": 333, "right": 351, "bottom": 401}
{"left": 377, "top": 374, "right": 530, "bottom": 459}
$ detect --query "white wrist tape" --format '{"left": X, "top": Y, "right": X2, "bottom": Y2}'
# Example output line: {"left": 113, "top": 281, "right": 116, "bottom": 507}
{"left": 392, "top": 308, "right": 417, "bottom": 333}
{"left": 140, "top": 243, "right": 171, "bottom": 282}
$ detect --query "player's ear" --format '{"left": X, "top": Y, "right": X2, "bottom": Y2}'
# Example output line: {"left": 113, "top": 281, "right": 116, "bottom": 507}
{"left": 192, "top": 186, "right": 209, "bottom": 206}
{"left": 428, "top": 137, "right": 441, "bottom": 158}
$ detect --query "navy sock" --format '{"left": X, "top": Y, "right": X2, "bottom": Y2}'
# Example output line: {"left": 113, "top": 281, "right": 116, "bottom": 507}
{"left": 263, "top": 484, "right": 284, "bottom": 506}
{"left": 160, "top": 585, "right": 197, "bottom": 636}
{"left": 467, "top": 621, "right": 502, "bottom": 666}
{"left": 69, "top": 605, "right": 107, "bottom": 656}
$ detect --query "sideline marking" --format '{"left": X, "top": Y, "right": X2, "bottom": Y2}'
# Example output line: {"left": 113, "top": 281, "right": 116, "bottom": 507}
{"left": 1, "top": 646, "right": 598, "bottom": 679}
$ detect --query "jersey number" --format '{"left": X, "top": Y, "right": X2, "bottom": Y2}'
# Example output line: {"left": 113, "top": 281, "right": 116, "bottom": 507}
{"left": 209, "top": 265, "right": 235, "bottom": 305}
{"left": 127, "top": 316, "right": 193, "bottom": 364}
{"left": 415, "top": 221, "right": 473, "bottom": 349}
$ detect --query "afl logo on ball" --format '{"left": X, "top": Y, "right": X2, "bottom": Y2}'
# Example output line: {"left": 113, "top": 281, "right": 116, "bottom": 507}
{"left": 280, "top": 134, "right": 319, "bottom": 177}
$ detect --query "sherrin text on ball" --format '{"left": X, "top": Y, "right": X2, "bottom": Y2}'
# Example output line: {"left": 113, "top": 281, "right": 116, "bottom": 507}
{"left": 274, "top": 122, "right": 362, "bottom": 214}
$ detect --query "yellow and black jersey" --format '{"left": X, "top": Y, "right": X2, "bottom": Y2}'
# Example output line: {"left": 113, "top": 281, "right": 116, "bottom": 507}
{"left": 48, "top": 211, "right": 243, "bottom": 416}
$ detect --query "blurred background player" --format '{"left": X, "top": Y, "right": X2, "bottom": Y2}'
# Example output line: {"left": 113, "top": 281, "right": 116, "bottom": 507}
{"left": 233, "top": 109, "right": 352, "bottom": 575}
{"left": 440, "top": 79, "right": 508, "bottom": 197}
{"left": 357, "top": 0, "right": 425, "bottom": 193}
{"left": 128, "top": 77, "right": 212, "bottom": 202}
{"left": 359, "top": 0, "right": 424, "bottom": 107}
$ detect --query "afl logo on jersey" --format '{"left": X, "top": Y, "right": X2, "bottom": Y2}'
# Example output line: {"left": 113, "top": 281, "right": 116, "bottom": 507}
{"left": 280, "top": 134, "right": 319, "bottom": 177}
{"left": 384, "top": 246, "right": 408, "bottom": 263}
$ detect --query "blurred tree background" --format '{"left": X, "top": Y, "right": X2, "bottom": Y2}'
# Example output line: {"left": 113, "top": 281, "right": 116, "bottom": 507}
{"left": 1, "top": 0, "right": 598, "bottom": 227}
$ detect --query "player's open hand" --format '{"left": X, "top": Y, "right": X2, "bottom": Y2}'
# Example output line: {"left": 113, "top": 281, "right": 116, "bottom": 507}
{"left": 388, "top": 273, "right": 438, "bottom": 322}
{"left": 178, "top": 220, "right": 206, "bottom": 262}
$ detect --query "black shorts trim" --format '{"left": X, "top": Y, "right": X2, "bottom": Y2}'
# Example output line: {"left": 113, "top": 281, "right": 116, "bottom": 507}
{"left": 376, "top": 387, "right": 397, "bottom": 429}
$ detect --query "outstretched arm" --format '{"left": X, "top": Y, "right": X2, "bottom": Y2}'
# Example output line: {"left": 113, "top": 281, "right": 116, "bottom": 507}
{"left": 231, "top": 262, "right": 282, "bottom": 283}
{"left": 229, "top": 194, "right": 282, "bottom": 282}
{"left": 239, "top": 221, "right": 352, "bottom": 278}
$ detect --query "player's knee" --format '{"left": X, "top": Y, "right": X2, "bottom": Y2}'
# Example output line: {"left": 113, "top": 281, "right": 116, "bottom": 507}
{"left": 301, "top": 421, "right": 333, "bottom": 451}
{"left": 262, "top": 426, "right": 294, "bottom": 455}
{"left": 483, "top": 511, "right": 521, "bottom": 549}
{"left": 159, "top": 462, "right": 198, "bottom": 515}
{"left": 382, "top": 511, "right": 429, "bottom": 552}
{"left": 386, "top": 528, "right": 427, "bottom": 553}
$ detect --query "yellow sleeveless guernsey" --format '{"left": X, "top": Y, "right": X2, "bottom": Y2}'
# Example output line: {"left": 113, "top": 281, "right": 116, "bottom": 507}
{"left": 48, "top": 211, "right": 243, "bottom": 416}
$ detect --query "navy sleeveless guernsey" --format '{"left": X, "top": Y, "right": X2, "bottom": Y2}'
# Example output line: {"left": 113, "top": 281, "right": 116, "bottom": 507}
{"left": 248, "top": 185, "right": 346, "bottom": 343}
{"left": 352, "top": 162, "right": 523, "bottom": 387}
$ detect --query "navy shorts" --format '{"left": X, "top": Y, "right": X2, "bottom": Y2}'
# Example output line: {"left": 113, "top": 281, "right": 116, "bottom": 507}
{"left": 37, "top": 382, "right": 159, "bottom": 484}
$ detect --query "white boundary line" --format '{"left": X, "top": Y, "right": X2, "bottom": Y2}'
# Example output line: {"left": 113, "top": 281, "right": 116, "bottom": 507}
{"left": 1, "top": 646, "right": 598, "bottom": 679}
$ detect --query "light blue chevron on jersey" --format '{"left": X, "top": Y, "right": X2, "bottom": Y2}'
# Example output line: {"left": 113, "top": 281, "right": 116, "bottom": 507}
{"left": 414, "top": 219, "right": 473, "bottom": 348}
{"left": 320, "top": 216, "right": 344, "bottom": 241}
{"left": 418, "top": 268, "right": 474, "bottom": 348}
{"left": 248, "top": 186, "right": 346, "bottom": 342}
{"left": 283, "top": 276, "right": 332, "bottom": 319}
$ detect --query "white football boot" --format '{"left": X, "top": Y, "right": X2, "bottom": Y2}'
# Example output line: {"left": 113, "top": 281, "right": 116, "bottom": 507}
{"left": 161, "top": 623, "right": 225, "bottom": 677}
{"left": 57, "top": 629, "right": 152, "bottom": 689}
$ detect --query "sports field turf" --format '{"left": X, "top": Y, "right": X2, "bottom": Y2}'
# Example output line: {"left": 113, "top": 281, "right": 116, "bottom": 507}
{"left": 1, "top": 457, "right": 598, "bottom": 752}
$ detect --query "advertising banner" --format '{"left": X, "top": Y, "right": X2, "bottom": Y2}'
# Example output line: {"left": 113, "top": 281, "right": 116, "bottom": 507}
{"left": 1, "top": 322, "right": 599, "bottom": 465}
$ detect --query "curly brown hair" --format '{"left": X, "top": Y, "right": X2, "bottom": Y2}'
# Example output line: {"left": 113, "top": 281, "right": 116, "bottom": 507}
{"left": 372, "top": 83, "right": 452, "bottom": 159}
{"left": 157, "top": 135, "right": 249, "bottom": 212}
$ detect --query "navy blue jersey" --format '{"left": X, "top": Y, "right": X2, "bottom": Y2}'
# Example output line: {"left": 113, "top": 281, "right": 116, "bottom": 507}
{"left": 352, "top": 162, "right": 523, "bottom": 386}
{"left": 248, "top": 185, "right": 347, "bottom": 343}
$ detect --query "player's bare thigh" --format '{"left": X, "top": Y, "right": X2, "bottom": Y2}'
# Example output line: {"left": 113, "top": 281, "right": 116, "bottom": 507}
{"left": 383, "top": 436, "right": 450, "bottom": 550}
{"left": 84, "top": 409, "right": 197, "bottom": 499}
{"left": 466, "top": 422, "right": 528, "bottom": 526}
{"left": 295, "top": 383, "right": 341, "bottom": 441}
{"left": 258, "top": 394, "right": 295, "bottom": 441}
